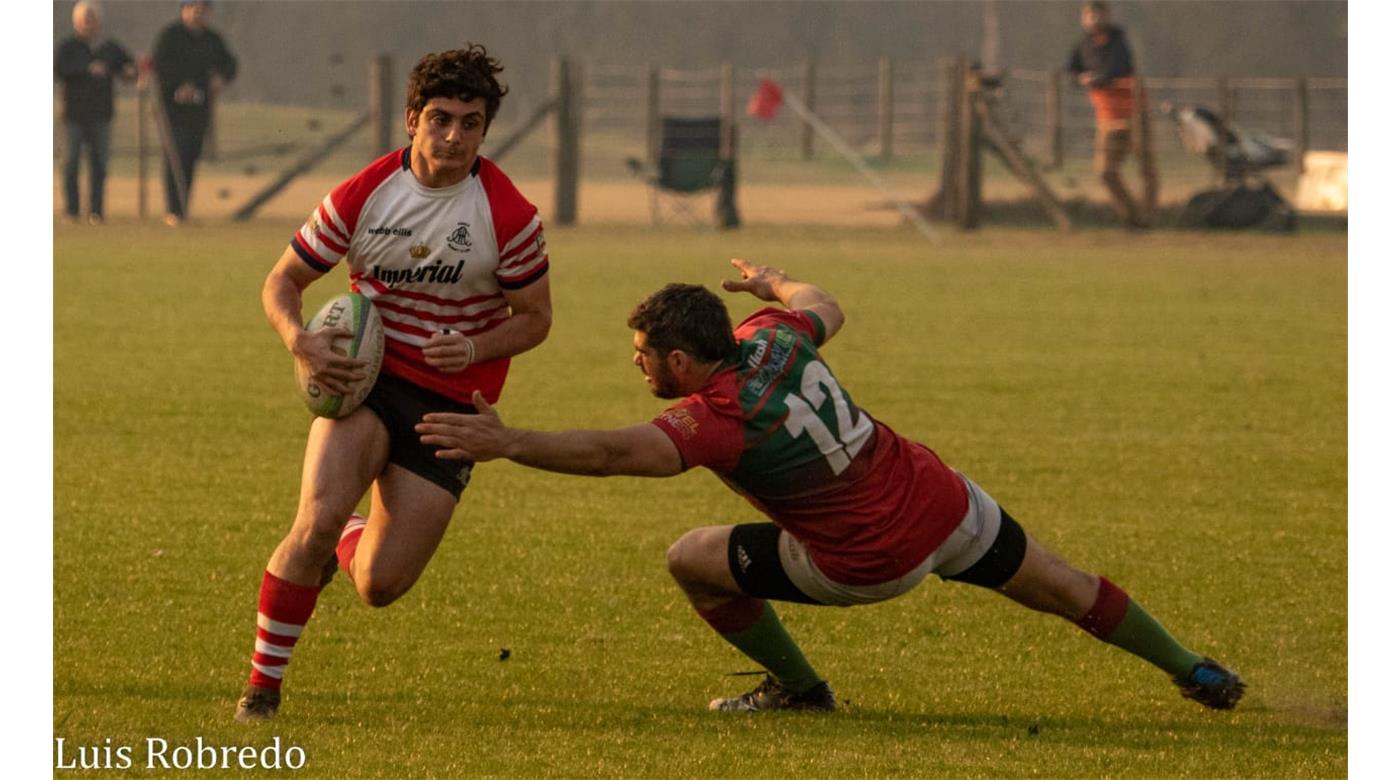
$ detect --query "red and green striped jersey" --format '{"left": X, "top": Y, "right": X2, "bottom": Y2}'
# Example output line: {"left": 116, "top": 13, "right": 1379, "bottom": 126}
{"left": 650, "top": 308, "right": 969, "bottom": 585}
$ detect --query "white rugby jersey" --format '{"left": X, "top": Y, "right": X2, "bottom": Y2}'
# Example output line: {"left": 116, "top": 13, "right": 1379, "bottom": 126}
{"left": 290, "top": 150, "right": 548, "bottom": 405}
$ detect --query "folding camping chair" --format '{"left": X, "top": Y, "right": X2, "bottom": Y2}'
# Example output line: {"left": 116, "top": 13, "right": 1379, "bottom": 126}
{"left": 627, "top": 116, "right": 739, "bottom": 228}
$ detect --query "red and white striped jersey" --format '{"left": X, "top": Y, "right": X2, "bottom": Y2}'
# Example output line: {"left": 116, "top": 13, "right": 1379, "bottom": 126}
{"left": 290, "top": 149, "right": 548, "bottom": 405}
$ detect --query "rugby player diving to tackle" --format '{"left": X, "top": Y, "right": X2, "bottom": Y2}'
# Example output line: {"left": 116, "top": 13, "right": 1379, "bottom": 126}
{"left": 416, "top": 258, "right": 1245, "bottom": 713}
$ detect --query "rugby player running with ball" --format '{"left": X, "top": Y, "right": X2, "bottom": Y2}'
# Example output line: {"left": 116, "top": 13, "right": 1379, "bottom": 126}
{"left": 416, "top": 258, "right": 1244, "bottom": 713}
{"left": 236, "top": 44, "right": 551, "bottom": 722}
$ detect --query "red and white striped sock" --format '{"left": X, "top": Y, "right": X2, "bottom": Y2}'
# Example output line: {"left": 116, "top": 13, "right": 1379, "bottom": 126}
{"left": 248, "top": 570, "right": 322, "bottom": 690}
{"left": 336, "top": 513, "right": 368, "bottom": 576}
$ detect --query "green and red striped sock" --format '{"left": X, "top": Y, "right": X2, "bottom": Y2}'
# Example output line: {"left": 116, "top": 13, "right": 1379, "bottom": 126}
{"left": 697, "top": 598, "right": 823, "bottom": 694}
{"left": 1075, "top": 576, "right": 1204, "bottom": 678}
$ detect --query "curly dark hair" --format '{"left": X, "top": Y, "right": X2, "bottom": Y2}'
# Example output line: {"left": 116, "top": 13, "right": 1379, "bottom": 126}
{"left": 406, "top": 44, "right": 509, "bottom": 128}
{"left": 627, "top": 284, "right": 736, "bottom": 362}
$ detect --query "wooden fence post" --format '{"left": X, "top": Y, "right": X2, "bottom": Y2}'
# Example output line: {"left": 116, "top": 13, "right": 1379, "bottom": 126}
{"left": 878, "top": 56, "right": 894, "bottom": 160}
{"left": 1046, "top": 69, "right": 1063, "bottom": 170}
{"left": 645, "top": 66, "right": 660, "bottom": 165}
{"left": 137, "top": 82, "right": 149, "bottom": 219}
{"left": 369, "top": 54, "right": 394, "bottom": 156}
{"left": 205, "top": 98, "right": 218, "bottom": 161}
{"left": 936, "top": 55, "right": 965, "bottom": 221}
{"left": 1294, "top": 76, "right": 1310, "bottom": 174}
{"left": 1217, "top": 76, "right": 1233, "bottom": 126}
{"left": 719, "top": 62, "right": 735, "bottom": 161}
{"left": 1216, "top": 76, "right": 1233, "bottom": 184}
{"left": 1133, "top": 75, "right": 1157, "bottom": 217}
{"left": 957, "top": 63, "right": 981, "bottom": 230}
{"left": 552, "top": 57, "right": 580, "bottom": 226}
{"left": 801, "top": 60, "right": 816, "bottom": 160}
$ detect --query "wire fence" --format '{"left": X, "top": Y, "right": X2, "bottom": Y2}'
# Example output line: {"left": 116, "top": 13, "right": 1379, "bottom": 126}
{"left": 55, "top": 57, "right": 1347, "bottom": 223}
{"left": 583, "top": 60, "right": 1346, "bottom": 163}
{"left": 58, "top": 60, "right": 1347, "bottom": 170}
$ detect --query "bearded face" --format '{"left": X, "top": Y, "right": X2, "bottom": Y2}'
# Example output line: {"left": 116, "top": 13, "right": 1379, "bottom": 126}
{"left": 632, "top": 332, "right": 685, "bottom": 399}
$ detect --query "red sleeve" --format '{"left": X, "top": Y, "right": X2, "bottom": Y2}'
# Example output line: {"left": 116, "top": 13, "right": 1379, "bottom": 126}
{"left": 734, "top": 307, "right": 824, "bottom": 344}
{"left": 290, "top": 148, "right": 404, "bottom": 273}
{"left": 649, "top": 397, "right": 745, "bottom": 472}
{"left": 479, "top": 157, "right": 549, "bottom": 290}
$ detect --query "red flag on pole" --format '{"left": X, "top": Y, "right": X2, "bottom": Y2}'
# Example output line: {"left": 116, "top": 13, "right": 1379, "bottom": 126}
{"left": 746, "top": 78, "right": 784, "bottom": 121}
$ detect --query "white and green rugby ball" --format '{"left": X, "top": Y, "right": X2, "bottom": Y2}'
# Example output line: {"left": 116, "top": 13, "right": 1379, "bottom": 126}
{"left": 294, "top": 292, "right": 385, "bottom": 418}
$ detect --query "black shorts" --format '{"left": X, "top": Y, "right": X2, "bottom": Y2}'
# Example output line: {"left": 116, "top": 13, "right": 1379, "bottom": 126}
{"left": 361, "top": 372, "right": 476, "bottom": 499}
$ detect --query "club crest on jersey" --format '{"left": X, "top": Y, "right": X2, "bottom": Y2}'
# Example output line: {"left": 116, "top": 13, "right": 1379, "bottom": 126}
{"left": 409, "top": 242, "right": 432, "bottom": 259}
{"left": 446, "top": 222, "right": 473, "bottom": 252}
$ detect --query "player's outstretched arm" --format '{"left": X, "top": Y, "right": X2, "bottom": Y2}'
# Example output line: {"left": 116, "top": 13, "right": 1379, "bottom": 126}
{"left": 722, "top": 258, "right": 845, "bottom": 344}
{"left": 262, "top": 246, "right": 367, "bottom": 396}
{"left": 416, "top": 391, "right": 684, "bottom": 478}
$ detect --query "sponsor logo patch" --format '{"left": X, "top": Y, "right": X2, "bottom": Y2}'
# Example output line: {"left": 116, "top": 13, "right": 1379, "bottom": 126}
{"left": 367, "top": 225, "right": 413, "bottom": 237}
{"left": 658, "top": 407, "right": 700, "bottom": 439}
{"left": 409, "top": 242, "right": 432, "bottom": 259}
{"left": 743, "top": 329, "right": 796, "bottom": 396}
{"left": 369, "top": 259, "right": 465, "bottom": 286}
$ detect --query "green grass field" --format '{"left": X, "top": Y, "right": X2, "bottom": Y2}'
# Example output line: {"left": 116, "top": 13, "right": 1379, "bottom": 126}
{"left": 54, "top": 220, "right": 1346, "bottom": 777}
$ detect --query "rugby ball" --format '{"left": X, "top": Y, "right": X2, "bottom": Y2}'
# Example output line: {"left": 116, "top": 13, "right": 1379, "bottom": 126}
{"left": 294, "top": 292, "right": 384, "bottom": 418}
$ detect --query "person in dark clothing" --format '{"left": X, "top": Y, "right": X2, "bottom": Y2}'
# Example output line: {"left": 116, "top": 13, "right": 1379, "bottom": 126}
{"left": 54, "top": 1, "right": 136, "bottom": 225}
{"left": 152, "top": 0, "right": 237, "bottom": 225}
{"left": 1067, "top": 1, "right": 1158, "bottom": 229}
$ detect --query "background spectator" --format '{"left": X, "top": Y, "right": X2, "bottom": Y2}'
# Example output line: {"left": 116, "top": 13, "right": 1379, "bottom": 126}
{"left": 152, "top": 0, "right": 236, "bottom": 225}
{"left": 54, "top": 1, "right": 135, "bottom": 225}
{"left": 1068, "top": 1, "right": 1158, "bottom": 229}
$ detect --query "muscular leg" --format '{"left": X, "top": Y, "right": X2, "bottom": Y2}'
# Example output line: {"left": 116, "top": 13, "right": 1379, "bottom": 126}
{"left": 996, "top": 534, "right": 1099, "bottom": 618}
{"left": 343, "top": 465, "right": 458, "bottom": 608}
{"left": 667, "top": 526, "right": 824, "bottom": 695}
{"left": 667, "top": 525, "right": 745, "bottom": 611}
{"left": 990, "top": 529, "right": 1205, "bottom": 679}
{"left": 238, "top": 408, "right": 388, "bottom": 717}
{"left": 267, "top": 408, "right": 389, "bottom": 585}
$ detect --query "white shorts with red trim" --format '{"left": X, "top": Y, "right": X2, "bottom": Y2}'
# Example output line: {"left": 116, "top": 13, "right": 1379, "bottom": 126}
{"left": 778, "top": 474, "right": 1005, "bottom": 606}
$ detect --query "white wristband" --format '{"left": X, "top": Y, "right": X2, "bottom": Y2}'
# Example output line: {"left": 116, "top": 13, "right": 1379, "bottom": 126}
{"left": 441, "top": 328, "right": 476, "bottom": 367}
{"left": 462, "top": 335, "right": 476, "bottom": 366}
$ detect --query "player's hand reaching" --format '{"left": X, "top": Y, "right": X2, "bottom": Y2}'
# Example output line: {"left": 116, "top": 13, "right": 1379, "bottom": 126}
{"left": 724, "top": 256, "right": 846, "bottom": 342}
{"left": 423, "top": 329, "right": 475, "bottom": 373}
{"left": 722, "top": 258, "right": 788, "bottom": 302}
{"left": 417, "top": 391, "right": 512, "bottom": 462}
{"left": 292, "top": 326, "right": 368, "bottom": 396}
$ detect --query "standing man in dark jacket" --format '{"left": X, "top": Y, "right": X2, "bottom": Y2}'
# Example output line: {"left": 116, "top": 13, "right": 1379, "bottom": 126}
{"left": 152, "top": 0, "right": 237, "bottom": 225}
{"left": 55, "top": 1, "right": 136, "bottom": 225}
{"left": 1068, "top": 1, "right": 1157, "bottom": 229}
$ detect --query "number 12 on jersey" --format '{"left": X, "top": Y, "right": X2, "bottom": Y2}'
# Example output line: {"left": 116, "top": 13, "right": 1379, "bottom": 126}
{"left": 782, "top": 361, "right": 874, "bottom": 475}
